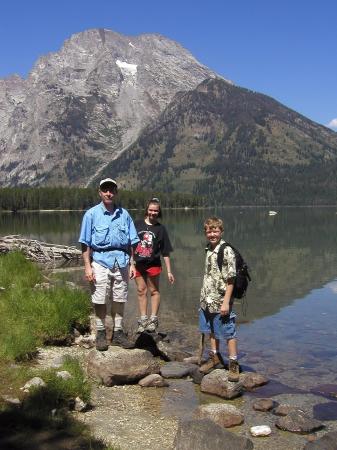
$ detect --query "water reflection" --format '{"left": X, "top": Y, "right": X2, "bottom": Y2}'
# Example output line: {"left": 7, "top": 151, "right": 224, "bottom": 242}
{"left": 1, "top": 207, "right": 337, "bottom": 325}
{"left": 2, "top": 207, "right": 337, "bottom": 393}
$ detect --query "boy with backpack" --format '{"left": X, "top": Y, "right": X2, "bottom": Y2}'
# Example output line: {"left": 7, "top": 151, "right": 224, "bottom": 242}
{"left": 199, "top": 216, "right": 241, "bottom": 381}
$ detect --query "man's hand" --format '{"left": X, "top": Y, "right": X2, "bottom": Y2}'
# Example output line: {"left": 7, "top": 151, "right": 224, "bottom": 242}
{"left": 84, "top": 265, "right": 95, "bottom": 283}
{"left": 81, "top": 244, "right": 95, "bottom": 282}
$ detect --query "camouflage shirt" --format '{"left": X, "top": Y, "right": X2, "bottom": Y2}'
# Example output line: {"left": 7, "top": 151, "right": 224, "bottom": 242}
{"left": 200, "top": 239, "right": 236, "bottom": 313}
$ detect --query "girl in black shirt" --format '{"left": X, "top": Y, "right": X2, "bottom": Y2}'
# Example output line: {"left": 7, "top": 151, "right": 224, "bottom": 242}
{"left": 133, "top": 198, "right": 174, "bottom": 333}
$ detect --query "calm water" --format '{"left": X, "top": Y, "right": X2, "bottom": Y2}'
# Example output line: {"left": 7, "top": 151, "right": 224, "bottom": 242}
{"left": 1, "top": 207, "right": 337, "bottom": 393}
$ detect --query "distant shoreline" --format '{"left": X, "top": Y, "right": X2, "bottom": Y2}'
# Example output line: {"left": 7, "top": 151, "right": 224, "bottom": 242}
{"left": 1, "top": 204, "right": 337, "bottom": 213}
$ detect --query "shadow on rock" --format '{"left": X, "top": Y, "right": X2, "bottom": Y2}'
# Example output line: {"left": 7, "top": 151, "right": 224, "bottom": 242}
{"left": 134, "top": 331, "right": 193, "bottom": 362}
{"left": 134, "top": 332, "right": 170, "bottom": 360}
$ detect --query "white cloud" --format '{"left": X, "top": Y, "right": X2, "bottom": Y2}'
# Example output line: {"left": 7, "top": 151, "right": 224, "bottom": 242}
{"left": 327, "top": 118, "right": 337, "bottom": 129}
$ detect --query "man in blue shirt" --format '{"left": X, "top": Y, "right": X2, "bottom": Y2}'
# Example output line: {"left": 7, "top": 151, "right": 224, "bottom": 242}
{"left": 79, "top": 178, "right": 139, "bottom": 350}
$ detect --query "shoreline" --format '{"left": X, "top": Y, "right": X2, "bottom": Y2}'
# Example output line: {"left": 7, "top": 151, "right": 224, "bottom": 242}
{"left": 1, "top": 204, "right": 337, "bottom": 214}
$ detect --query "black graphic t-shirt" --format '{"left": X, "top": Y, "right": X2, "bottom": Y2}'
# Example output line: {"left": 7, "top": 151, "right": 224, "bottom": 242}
{"left": 134, "top": 220, "right": 173, "bottom": 268}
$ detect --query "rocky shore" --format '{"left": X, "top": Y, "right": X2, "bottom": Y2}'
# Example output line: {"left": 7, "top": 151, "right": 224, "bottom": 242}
{"left": 30, "top": 328, "right": 337, "bottom": 450}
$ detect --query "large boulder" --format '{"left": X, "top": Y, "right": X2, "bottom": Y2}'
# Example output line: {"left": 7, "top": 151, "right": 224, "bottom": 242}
{"left": 200, "top": 369, "right": 244, "bottom": 399}
{"left": 86, "top": 347, "right": 160, "bottom": 386}
{"left": 173, "top": 418, "right": 253, "bottom": 450}
{"left": 194, "top": 403, "right": 244, "bottom": 428}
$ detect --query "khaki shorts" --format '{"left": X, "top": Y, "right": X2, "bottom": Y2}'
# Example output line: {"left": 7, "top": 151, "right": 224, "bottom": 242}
{"left": 91, "top": 261, "right": 129, "bottom": 304}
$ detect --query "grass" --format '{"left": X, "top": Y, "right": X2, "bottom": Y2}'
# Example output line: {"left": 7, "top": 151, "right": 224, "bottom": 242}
{"left": 27, "top": 356, "right": 92, "bottom": 409}
{"left": 0, "top": 253, "right": 122, "bottom": 449}
{"left": 0, "top": 252, "right": 91, "bottom": 361}
{"left": 0, "top": 357, "right": 121, "bottom": 449}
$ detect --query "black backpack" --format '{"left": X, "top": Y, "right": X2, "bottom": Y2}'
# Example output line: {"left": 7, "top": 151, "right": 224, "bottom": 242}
{"left": 217, "top": 242, "right": 251, "bottom": 299}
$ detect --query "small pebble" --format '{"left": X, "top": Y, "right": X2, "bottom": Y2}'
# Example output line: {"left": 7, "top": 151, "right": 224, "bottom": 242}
{"left": 250, "top": 425, "right": 272, "bottom": 437}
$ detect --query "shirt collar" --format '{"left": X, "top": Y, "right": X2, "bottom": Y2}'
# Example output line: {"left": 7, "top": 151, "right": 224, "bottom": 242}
{"left": 205, "top": 239, "right": 225, "bottom": 253}
{"left": 99, "top": 202, "right": 117, "bottom": 216}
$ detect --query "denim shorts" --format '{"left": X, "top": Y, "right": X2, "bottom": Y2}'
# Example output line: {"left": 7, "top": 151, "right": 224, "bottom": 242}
{"left": 199, "top": 308, "right": 237, "bottom": 341}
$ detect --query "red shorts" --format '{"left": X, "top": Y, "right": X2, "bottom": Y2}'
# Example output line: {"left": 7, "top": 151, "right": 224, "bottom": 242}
{"left": 135, "top": 266, "right": 162, "bottom": 278}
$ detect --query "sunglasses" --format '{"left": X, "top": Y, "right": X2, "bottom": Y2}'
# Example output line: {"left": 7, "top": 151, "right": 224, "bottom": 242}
{"left": 100, "top": 186, "right": 117, "bottom": 193}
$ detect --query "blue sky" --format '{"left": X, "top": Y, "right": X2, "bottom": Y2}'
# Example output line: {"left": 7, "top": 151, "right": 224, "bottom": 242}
{"left": 1, "top": 0, "right": 336, "bottom": 129}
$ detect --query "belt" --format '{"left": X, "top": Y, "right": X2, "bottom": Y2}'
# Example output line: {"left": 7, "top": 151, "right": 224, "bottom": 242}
{"left": 93, "top": 247, "right": 130, "bottom": 255}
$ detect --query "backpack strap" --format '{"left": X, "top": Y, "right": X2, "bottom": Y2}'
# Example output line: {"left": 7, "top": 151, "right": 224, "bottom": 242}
{"left": 217, "top": 242, "right": 229, "bottom": 272}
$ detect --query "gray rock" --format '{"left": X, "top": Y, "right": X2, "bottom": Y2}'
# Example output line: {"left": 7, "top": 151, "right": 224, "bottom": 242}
{"left": 138, "top": 374, "right": 169, "bottom": 387}
{"left": 200, "top": 369, "right": 244, "bottom": 399}
{"left": 275, "top": 410, "right": 324, "bottom": 434}
{"left": 78, "top": 334, "right": 95, "bottom": 348}
{"left": 73, "top": 328, "right": 81, "bottom": 337}
{"left": 173, "top": 418, "right": 253, "bottom": 450}
{"left": 86, "top": 347, "right": 160, "bottom": 386}
{"left": 160, "top": 362, "right": 197, "bottom": 379}
{"left": 74, "top": 396, "right": 87, "bottom": 412}
{"left": 56, "top": 370, "right": 72, "bottom": 380}
{"left": 253, "top": 398, "right": 275, "bottom": 411}
{"left": 50, "top": 355, "right": 68, "bottom": 368}
{"left": 241, "top": 372, "right": 269, "bottom": 390}
{"left": 190, "top": 366, "right": 204, "bottom": 385}
{"left": 22, "top": 377, "right": 46, "bottom": 392}
{"left": 194, "top": 403, "right": 244, "bottom": 428}
{"left": 1, "top": 395, "right": 21, "bottom": 406}
{"left": 304, "top": 431, "right": 337, "bottom": 449}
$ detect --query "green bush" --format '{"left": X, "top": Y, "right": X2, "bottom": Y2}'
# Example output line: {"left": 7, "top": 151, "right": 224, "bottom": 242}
{"left": 0, "top": 252, "right": 91, "bottom": 360}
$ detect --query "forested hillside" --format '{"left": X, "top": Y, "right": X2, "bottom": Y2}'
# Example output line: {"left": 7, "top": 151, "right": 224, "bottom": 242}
{"left": 97, "top": 78, "right": 337, "bottom": 205}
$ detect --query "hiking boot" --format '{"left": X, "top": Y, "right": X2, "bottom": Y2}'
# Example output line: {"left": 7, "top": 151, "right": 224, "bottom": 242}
{"left": 199, "top": 352, "right": 222, "bottom": 374}
{"left": 95, "top": 329, "right": 108, "bottom": 351}
{"left": 112, "top": 330, "right": 134, "bottom": 349}
{"left": 146, "top": 316, "right": 159, "bottom": 333}
{"left": 228, "top": 359, "right": 240, "bottom": 382}
{"left": 136, "top": 317, "right": 149, "bottom": 334}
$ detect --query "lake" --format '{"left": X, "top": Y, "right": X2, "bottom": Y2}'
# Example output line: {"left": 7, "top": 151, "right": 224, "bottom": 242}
{"left": 1, "top": 206, "right": 337, "bottom": 396}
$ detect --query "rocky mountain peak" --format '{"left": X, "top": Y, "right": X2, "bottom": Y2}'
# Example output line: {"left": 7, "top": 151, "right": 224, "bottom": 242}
{"left": 0, "top": 28, "right": 221, "bottom": 187}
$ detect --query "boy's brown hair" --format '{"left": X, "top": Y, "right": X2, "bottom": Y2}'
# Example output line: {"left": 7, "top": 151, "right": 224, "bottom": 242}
{"left": 204, "top": 216, "right": 224, "bottom": 232}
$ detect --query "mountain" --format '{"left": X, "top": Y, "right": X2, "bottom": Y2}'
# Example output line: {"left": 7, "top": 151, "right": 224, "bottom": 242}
{"left": 1, "top": 29, "right": 337, "bottom": 205}
{"left": 96, "top": 78, "right": 337, "bottom": 205}
{"left": 0, "top": 29, "right": 219, "bottom": 186}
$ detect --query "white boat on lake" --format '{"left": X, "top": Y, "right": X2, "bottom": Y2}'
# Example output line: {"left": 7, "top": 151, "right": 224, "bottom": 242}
{"left": 268, "top": 210, "right": 278, "bottom": 216}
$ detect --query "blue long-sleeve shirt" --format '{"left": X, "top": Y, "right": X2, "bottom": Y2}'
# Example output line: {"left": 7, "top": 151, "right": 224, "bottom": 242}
{"left": 79, "top": 202, "right": 139, "bottom": 269}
